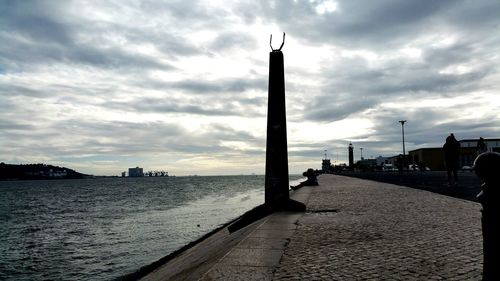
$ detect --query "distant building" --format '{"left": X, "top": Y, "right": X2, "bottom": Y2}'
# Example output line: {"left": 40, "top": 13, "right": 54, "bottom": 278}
{"left": 128, "top": 167, "right": 144, "bottom": 177}
{"left": 384, "top": 154, "right": 411, "bottom": 171}
{"left": 408, "top": 148, "right": 445, "bottom": 171}
{"left": 322, "top": 158, "right": 331, "bottom": 173}
{"left": 356, "top": 158, "right": 377, "bottom": 171}
{"left": 121, "top": 171, "right": 126, "bottom": 177}
{"left": 375, "top": 156, "right": 388, "bottom": 166}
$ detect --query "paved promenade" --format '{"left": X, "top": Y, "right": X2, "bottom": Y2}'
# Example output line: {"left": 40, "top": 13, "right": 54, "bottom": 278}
{"left": 142, "top": 174, "right": 483, "bottom": 280}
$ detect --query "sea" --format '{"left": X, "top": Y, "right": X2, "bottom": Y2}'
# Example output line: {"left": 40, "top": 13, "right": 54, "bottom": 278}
{"left": 0, "top": 175, "right": 303, "bottom": 281}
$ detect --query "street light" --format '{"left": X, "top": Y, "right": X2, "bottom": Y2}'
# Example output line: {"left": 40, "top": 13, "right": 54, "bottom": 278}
{"left": 360, "top": 147, "right": 363, "bottom": 160}
{"left": 399, "top": 120, "right": 407, "bottom": 171}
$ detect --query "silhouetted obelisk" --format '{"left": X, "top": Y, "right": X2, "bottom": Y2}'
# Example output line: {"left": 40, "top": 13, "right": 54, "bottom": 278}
{"left": 226, "top": 34, "right": 303, "bottom": 233}
{"left": 265, "top": 33, "right": 305, "bottom": 211}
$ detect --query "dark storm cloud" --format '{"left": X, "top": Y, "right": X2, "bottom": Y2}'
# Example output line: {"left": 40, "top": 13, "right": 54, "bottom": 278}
{"left": 112, "top": 75, "right": 268, "bottom": 117}
{"left": 306, "top": 96, "right": 376, "bottom": 121}
{"left": 170, "top": 78, "right": 266, "bottom": 94}
{"left": 252, "top": 0, "right": 500, "bottom": 48}
{"left": 1, "top": 0, "right": 259, "bottom": 97}
{"left": 0, "top": 84, "right": 48, "bottom": 98}
{"left": 137, "top": 0, "right": 226, "bottom": 25}
{"left": 105, "top": 99, "right": 240, "bottom": 116}
{"left": 317, "top": 0, "right": 453, "bottom": 42}
{"left": 209, "top": 32, "right": 258, "bottom": 51}
{"left": 102, "top": 92, "right": 266, "bottom": 117}
{"left": 0, "top": 0, "right": 72, "bottom": 45}
{"left": 117, "top": 1, "right": 249, "bottom": 58}
{"left": 303, "top": 39, "right": 495, "bottom": 123}
{"left": 0, "top": 120, "right": 35, "bottom": 131}
{"left": 161, "top": 123, "right": 264, "bottom": 155}
{"left": 0, "top": 118, "right": 264, "bottom": 160}
{"left": 145, "top": 31, "right": 202, "bottom": 58}
{"left": 0, "top": 36, "right": 170, "bottom": 71}
{"left": 7, "top": 119, "right": 189, "bottom": 156}
{"left": 361, "top": 108, "right": 450, "bottom": 145}
{"left": 136, "top": 76, "right": 266, "bottom": 95}
{"left": 208, "top": 123, "right": 259, "bottom": 142}
{"left": 0, "top": 0, "right": 174, "bottom": 71}
{"left": 289, "top": 147, "right": 332, "bottom": 159}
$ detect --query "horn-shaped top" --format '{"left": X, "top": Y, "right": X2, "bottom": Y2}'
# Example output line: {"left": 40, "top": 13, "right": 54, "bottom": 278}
{"left": 270, "top": 32, "right": 285, "bottom": 52}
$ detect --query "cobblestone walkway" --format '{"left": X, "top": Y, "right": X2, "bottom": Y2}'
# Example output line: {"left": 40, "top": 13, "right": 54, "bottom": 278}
{"left": 274, "top": 175, "right": 483, "bottom": 280}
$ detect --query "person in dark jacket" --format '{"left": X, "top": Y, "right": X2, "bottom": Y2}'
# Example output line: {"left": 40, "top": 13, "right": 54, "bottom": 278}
{"left": 443, "top": 133, "right": 460, "bottom": 187}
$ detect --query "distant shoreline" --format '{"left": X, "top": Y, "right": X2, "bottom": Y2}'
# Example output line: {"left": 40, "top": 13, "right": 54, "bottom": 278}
{"left": 0, "top": 162, "right": 90, "bottom": 181}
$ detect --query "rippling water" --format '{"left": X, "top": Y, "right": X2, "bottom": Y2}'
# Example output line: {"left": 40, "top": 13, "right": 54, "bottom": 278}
{"left": 0, "top": 175, "right": 302, "bottom": 280}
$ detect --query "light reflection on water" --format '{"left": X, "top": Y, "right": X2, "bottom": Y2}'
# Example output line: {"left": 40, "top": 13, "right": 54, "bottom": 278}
{"left": 0, "top": 175, "right": 302, "bottom": 280}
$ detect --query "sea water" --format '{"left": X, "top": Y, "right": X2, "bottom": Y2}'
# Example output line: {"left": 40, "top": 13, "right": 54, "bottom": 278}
{"left": 0, "top": 175, "right": 302, "bottom": 280}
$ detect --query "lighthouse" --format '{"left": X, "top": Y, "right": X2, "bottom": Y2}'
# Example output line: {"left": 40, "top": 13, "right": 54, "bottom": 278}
{"left": 348, "top": 143, "right": 354, "bottom": 169}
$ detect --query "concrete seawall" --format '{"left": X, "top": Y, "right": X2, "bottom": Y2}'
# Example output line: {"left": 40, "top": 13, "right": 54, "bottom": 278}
{"left": 140, "top": 174, "right": 483, "bottom": 280}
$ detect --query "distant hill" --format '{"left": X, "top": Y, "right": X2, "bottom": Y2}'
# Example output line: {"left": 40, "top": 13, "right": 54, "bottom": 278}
{"left": 0, "top": 163, "right": 90, "bottom": 180}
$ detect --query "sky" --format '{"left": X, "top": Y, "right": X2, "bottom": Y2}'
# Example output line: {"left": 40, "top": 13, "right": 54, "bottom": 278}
{"left": 1, "top": 0, "right": 500, "bottom": 176}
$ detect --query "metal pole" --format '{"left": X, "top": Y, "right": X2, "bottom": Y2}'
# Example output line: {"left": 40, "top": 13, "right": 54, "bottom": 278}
{"left": 399, "top": 120, "right": 407, "bottom": 171}
{"left": 348, "top": 143, "right": 354, "bottom": 169}
{"left": 474, "top": 152, "right": 500, "bottom": 280}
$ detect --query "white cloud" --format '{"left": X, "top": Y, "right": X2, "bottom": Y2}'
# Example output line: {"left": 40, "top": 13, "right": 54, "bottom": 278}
{"left": 313, "top": 0, "right": 338, "bottom": 14}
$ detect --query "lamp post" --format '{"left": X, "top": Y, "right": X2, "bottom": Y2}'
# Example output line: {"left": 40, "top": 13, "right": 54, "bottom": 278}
{"left": 360, "top": 147, "right": 363, "bottom": 160}
{"left": 348, "top": 143, "right": 354, "bottom": 169}
{"left": 399, "top": 120, "right": 407, "bottom": 171}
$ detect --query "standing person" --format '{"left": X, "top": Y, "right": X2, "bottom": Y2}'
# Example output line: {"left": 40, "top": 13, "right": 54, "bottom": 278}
{"left": 443, "top": 133, "right": 460, "bottom": 187}
{"left": 477, "top": 137, "right": 488, "bottom": 155}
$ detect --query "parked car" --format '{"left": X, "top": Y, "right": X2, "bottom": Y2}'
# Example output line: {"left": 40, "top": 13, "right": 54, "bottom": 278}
{"left": 461, "top": 165, "right": 473, "bottom": 172}
{"left": 382, "top": 164, "right": 397, "bottom": 171}
{"left": 409, "top": 164, "right": 419, "bottom": 171}
{"left": 409, "top": 164, "right": 431, "bottom": 171}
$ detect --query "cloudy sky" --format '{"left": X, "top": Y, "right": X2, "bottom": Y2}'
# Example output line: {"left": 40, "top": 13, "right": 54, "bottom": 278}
{"left": 1, "top": 0, "right": 499, "bottom": 176}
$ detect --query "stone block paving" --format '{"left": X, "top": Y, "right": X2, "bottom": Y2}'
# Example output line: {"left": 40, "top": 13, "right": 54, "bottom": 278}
{"left": 273, "top": 175, "right": 483, "bottom": 280}
{"left": 200, "top": 212, "right": 303, "bottom": 281}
